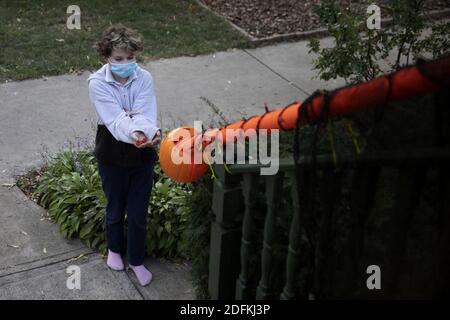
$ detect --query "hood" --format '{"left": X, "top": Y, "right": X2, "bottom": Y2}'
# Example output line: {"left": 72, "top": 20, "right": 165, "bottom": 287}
{"left": 87, "top": 64, "right": 109, "bottom": 83}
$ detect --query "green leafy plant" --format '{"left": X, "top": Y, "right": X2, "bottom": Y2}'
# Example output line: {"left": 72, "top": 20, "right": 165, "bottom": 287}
{"left": 182, "top": 176, "right": 214, "bottom": 299}
{"left": 147, "top": 164, "right": 192, "bottom": 258}
{"left": 35, "top": 149, "right": 108, "bottom": 253}
{"left": 308, "top": 0, "right": 449, "bottom": 84}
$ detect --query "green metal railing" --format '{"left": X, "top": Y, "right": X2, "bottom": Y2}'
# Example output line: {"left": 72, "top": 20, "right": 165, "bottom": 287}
{"left": 208, "top": 148, "right": 450, "bottom": 299}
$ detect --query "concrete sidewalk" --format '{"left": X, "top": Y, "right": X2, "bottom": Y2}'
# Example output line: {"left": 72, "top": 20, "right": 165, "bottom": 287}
{"left": 0, "top": 38, "right": 343, "bottom": 299}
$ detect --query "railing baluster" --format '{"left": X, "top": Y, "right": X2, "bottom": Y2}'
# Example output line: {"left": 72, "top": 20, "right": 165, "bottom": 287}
{"left": 434, "top": 164, "right": 450, "bottom": 297}
{"left": 347, "top": 165, "right": 380, "bottom": 298}
{"left": 236, "top": 173, "right": 259, "bottom": 299}
{"left": 209, "top": 165, "right": 244, "bottom": 299}
{"left": 385, "top": 164, "right": 427, "bottom": 298}
{"left": 256, "top": 173, "right": 285, "bottom": 300}
{"left": 280, "top": 171, "right": 301, "bottom": 300}
{"left": 313, "top": 168, "right": 342, "bottom": 298}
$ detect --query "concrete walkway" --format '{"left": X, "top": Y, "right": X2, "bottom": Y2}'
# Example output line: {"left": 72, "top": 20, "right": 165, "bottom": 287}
{"left": 0, "top": 38, "right": 343, "bottom": 299}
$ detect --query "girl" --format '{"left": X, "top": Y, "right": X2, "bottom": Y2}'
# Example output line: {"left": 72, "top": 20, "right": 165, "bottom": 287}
{"left": 87, "top": 24, "right": 161, "bottom": 286}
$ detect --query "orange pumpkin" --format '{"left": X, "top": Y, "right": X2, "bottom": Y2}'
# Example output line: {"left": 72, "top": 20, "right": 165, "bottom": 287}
{"left": 159, "top": 127, "right": 209, "bottom": 183}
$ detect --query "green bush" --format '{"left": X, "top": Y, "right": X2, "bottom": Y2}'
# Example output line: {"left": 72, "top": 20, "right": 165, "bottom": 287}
{"left": 182, "top": 176, "right": 214, "bottom": 299}
{"left": 33, "top": 148, "right": 192, "bottom": 258}
{"left": 308, "top": 0, "right": 449, "bottom": 84}
{"left": 147, "top": 164, "right": 192, "bottom": 258}
{"left": 35, "top": 149, "right": 107, "bottom": 252}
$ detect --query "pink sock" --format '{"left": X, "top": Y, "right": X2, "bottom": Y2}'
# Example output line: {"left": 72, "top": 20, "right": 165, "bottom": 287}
{"left": 129, "top": 264, "right": 153, "bottom": 286}
{"left": 107, "top": 249, "right": 124, "bottom": 271}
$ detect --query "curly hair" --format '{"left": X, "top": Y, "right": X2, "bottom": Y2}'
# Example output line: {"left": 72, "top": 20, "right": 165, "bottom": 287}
{"left": 96, "top": 24, "right": 144, "bottom": 60}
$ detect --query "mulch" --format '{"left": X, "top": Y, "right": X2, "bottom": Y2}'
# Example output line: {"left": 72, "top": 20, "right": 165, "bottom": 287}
{"left": 200, "top": 0, "right": 450, "bottom": 38}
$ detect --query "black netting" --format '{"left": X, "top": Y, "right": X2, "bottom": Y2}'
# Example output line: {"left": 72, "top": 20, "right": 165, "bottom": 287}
{"left": 284, "top": 63, "right": 450, "bottom": 298}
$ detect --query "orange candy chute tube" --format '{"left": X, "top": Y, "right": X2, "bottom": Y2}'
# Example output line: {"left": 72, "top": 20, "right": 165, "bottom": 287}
{"left": 159, "top": 56, "right": 449, "bottom": 183}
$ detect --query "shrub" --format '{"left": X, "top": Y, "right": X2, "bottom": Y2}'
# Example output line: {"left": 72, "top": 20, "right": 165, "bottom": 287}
{"left": 182, "top": 176, "right": 214, "bottom": 299}
{"left": 34, "top": 149, "right": 107, "bottom": 251}
{"left": 147, "top": 164, "right": 192, "bottom": 258}
{"left": 308, "top": 0, "right": 449, "bottom": 84}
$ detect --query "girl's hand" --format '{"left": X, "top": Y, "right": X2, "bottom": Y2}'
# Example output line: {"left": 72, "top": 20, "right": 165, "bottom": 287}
{"left": 131, "top": 131, "right": 149, "bottom": 148}
{"left": 150, "top": 130, "right": 161, "bottom": 146}
{"left": 131, "top": 130, "right": 161, "bottom": 148}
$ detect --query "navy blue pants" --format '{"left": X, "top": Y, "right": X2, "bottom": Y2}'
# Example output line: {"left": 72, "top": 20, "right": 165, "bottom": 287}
{"left": 98, "top": 160, "right": 155, "bottom": 266}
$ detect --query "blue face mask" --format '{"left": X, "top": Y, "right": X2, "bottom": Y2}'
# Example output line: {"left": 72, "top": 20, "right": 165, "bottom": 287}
{"left": 109, "top": 60, "right": 138, "bottom": 78}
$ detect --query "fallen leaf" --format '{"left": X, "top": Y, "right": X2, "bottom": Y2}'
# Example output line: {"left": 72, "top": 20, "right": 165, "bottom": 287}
{"left": 67, "top": 254, "right": 85, "bottom": 263}
{"left": 2, "top": 183, "right": 14, "bottom": 187}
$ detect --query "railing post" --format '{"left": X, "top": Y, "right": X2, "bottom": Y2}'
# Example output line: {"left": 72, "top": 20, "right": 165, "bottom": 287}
{"left": 208, "top": 164, "right": 244, "bottom": 299}
{"left": 236, "top": 173, "right": 259, "bottom": 299}
{"left": 256, "top": 173, "right": 284, "bottom": 299}
{"left": 281, "top": 170, "right": 302, "bottom": 300}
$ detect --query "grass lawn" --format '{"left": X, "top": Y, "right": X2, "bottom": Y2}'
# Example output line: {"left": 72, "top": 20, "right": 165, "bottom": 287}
{"left": 0, "top": 0, "right": 250, "bottom": 82}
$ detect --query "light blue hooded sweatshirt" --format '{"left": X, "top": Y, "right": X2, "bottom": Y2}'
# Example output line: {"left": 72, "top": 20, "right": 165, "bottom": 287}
{"left": 87, "top": 63, "right": 161, "bottom": 144}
